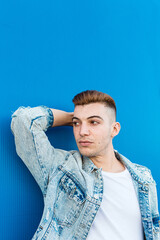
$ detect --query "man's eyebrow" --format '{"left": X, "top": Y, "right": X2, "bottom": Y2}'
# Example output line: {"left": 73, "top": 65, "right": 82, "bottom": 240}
{"left": 87, "top": 115, "right": 103, "bottom": 120}
{"left": 72, "top": 116, "right": 103, "bottom": 121}
{"left": 72, "top": 117, "right": 80, "bottom": 121}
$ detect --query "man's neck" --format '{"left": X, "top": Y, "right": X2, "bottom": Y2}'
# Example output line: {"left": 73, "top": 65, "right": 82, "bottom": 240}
{"left": 90, "top": 148, "right": 125, "bottom": 173}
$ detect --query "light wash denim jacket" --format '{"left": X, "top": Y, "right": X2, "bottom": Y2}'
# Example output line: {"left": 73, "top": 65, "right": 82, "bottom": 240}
{"left": 11, "top": 106, "right": 160, "bottom": 240}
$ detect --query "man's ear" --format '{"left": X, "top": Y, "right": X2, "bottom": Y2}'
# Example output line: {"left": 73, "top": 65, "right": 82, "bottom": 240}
{"left": 111, "top": 122, "right": 121, "bottom": 138}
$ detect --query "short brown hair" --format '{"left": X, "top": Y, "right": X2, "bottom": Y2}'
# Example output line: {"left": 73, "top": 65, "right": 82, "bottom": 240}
{"left": 72, "top": 90, "right": 116, "bottom": 119}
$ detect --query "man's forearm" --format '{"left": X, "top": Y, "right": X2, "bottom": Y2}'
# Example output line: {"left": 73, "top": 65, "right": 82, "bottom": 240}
{"left": 50, "top": 108, "right": 74, "bottom": 127}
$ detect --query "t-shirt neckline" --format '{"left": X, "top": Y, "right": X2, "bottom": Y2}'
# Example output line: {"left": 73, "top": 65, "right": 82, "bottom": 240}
{"left": 102, "top": 167, "right": 129, "bottom": 177}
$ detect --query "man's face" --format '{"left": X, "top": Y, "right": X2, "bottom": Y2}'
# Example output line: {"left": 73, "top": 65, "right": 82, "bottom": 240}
{"left": 72, "top": 102, "right": 117, "bottom": 159}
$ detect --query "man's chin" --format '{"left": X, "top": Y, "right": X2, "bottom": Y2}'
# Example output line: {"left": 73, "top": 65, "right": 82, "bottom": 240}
{"left": 78, "top": 148, "right": 95, "bottom": 158}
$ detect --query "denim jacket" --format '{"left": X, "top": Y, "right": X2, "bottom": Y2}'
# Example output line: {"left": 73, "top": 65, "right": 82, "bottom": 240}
{"left": 11, "top": 105, "right": 160, "bottom": 240}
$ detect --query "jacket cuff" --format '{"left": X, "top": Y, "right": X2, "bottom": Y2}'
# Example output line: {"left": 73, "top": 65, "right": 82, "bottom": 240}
{"left": 39, "top": 105, "right": 54, "bottom": 129}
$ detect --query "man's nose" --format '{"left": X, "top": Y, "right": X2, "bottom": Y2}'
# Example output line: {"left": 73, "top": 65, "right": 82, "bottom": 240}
{"left": 79, "top": 123, "right": 90, "bottom": 136}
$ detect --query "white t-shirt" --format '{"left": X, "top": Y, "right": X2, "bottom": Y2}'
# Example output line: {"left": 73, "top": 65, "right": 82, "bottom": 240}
{"left": 87, "top": 167, "right": 144, "bottom": 240}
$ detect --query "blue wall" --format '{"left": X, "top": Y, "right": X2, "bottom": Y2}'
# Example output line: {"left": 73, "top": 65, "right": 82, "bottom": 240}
{"left": 1, "top": 0, "right": 160, "bottom": 239}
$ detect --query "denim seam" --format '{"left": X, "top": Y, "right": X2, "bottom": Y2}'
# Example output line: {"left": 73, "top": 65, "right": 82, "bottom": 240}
{"left": 29, "top": 109, "right": 53, "bottom": 194}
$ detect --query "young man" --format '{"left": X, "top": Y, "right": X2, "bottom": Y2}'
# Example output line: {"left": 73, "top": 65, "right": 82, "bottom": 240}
{"left": 11, "top": 90, "right": 159, "bottom": 240}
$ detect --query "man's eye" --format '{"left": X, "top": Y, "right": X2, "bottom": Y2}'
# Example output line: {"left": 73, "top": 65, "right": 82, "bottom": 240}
{"left": 91, "top": 121, "right": 99, "bottom": 125}
{"left": 73, "top": 122, "right": 79, "bottom": 126}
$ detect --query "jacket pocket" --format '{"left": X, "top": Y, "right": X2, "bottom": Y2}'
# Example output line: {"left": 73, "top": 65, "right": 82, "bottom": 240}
{"left": 53, "top": 174, "right": 86, "bottom": 227}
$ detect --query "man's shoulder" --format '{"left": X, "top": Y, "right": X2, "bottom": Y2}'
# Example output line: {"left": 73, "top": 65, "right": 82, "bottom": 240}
{"left": 133, "top": 162, "right": 151, "bottom": 172}
{"left": 133, "top": 162, "right": 154, "bottom": 181}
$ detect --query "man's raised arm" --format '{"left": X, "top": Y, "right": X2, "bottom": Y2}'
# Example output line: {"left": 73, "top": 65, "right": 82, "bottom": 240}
{"left": 11, "top": 105, "right": 73, "bottom": 196}
{"left": 50, "top": 108, "right": 73, "bottom": 127}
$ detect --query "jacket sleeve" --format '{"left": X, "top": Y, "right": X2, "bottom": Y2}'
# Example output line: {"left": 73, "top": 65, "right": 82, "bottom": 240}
{"left": 11, "top": 105, "right": 69, "bottom": 196}
{"left": 149, "top": 179, "right": 160, "bottom": 239}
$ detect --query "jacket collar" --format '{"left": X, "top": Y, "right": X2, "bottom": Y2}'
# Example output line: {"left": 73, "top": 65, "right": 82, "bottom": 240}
{"left": 82, "top": 155, "right": 99, "bottom": 173}
{"left": 82, "top": 150, "right": 154, "bottom": 185}
{"left": 114, "top": 150, "right": 154, "bottom": 184}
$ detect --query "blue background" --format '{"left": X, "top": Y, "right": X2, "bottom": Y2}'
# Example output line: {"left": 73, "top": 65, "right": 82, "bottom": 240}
{"left": 1, "top": 0, "right": 160, "bottom": 239}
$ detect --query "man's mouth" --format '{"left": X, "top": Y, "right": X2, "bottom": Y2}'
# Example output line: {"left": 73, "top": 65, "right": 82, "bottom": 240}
{"left": 79, "top": 141, "right": 93, "bottom": 147}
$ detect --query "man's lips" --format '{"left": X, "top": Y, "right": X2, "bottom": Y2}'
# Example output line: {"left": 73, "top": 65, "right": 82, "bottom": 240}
{"left": 79, "top": 141, "right": 93, "bottom": 146}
